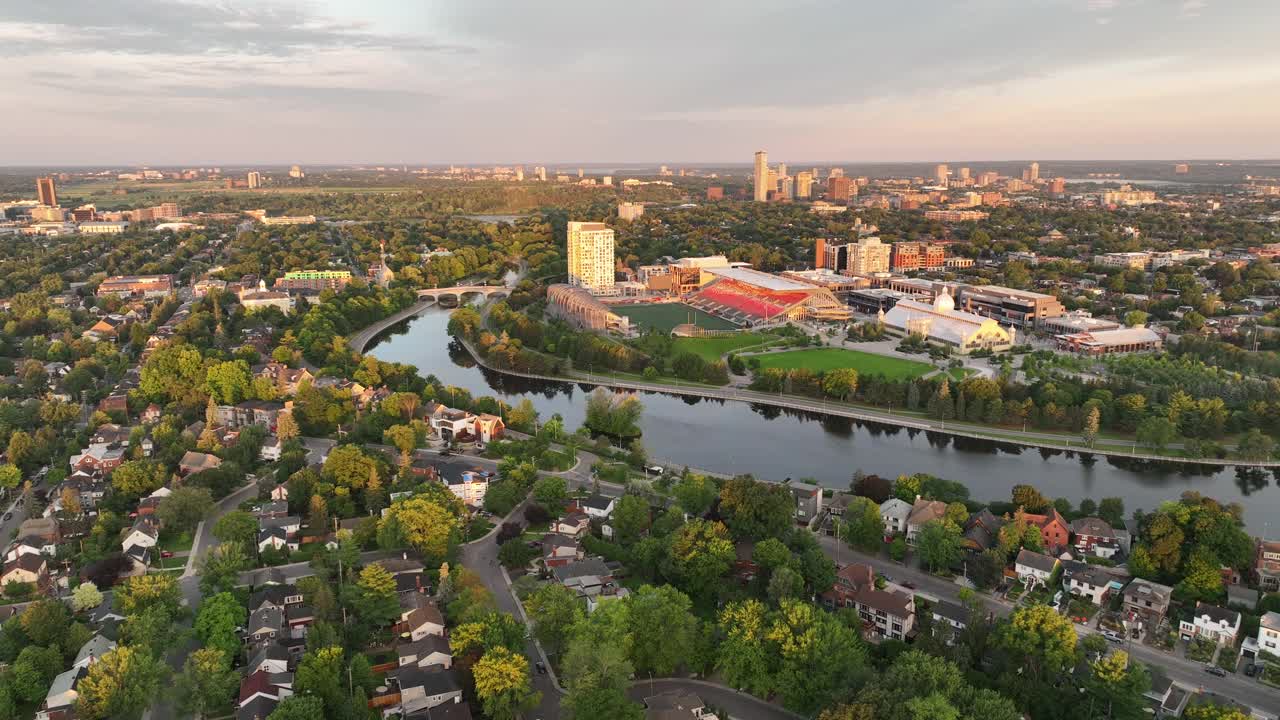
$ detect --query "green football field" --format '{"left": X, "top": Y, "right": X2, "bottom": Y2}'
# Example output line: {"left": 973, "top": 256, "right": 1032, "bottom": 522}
{"left": 752, "top": 348, "right": 934, "bottom": 380}
{"left": 672, "top": 332, "right": 777, "bottom": 363}
{"left": 612, "top": 303, "right": 738, "bottom": 333}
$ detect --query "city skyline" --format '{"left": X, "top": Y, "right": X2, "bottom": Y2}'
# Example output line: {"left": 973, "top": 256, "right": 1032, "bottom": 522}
{"left": 3, "top": 0, "right": 1280, "bottom": 165}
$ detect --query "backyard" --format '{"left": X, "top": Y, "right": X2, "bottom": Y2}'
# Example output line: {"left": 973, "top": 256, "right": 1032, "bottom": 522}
{"left": 750, "top": 347, "right": 935, "bottom": 380}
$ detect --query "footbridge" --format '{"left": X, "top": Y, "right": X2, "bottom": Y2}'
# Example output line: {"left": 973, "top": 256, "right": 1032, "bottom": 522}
{"left": 416, "top": 285, "right": 510, "bottom": 304}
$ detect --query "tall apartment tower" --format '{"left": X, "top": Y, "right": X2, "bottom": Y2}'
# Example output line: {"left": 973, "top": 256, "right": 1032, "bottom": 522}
{"left": 753, "top": 150, "right": 770, "bottom": 202}
{"left": 848, "top": 237, "right": 891, "bottom": 274}
{"left": 566, "top": 221, "right": 616, "bottom": 295}
{"left": 536, "top": 166, "right": 547, "bottom": 181}
{"left": 1028, "top": 162, "right": 1040, "bottom": 182}
{"left": 777, "top": 162, "right": 788, "bottom": 181}
{"left": 515, "top": 166, "right": 525, "bottom": 181}
{"left": 934, "top": 164, "right": 950, "bottom": 185}
{"left": 795, "top": 171, "right": 814, "bottom": 199}
{"left": 36, "top": 177, "right": 57, "bottom": 206}
{"left": 247, "top": 171, "right": 262, "bottom": 189}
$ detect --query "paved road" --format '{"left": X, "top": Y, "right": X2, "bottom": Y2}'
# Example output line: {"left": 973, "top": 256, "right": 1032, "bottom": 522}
{"left": 627, "top": 679, "right": 802, "bottom": 720}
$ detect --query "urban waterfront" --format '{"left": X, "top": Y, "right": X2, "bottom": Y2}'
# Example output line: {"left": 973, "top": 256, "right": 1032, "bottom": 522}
{"left": 368, "top": 307, "right": 1280, "bottom": 528}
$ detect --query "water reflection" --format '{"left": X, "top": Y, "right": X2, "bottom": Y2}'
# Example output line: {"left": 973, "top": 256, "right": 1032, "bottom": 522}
{"left": 366, "top": 308, "right": 1279, "bottom": 528}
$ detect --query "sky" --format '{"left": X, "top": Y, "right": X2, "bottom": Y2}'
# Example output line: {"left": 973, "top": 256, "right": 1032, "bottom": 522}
{"left": 1, "top": 0, "right": 1278, "bottom": 166}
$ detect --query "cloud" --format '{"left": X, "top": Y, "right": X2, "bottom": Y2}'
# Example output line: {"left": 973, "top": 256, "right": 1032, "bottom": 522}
{"left": 1180, "top": 0, "right": 1208, "bottom": 17}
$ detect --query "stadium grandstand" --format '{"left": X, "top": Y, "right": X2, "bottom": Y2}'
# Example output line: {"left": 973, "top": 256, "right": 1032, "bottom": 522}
{"left": 685, "top": 267, "right": 852, "bottom": 326}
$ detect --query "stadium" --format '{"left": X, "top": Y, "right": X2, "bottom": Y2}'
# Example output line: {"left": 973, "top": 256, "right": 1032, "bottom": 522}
{"left": 685, "top": 267, "right": 852, "bottom": 327}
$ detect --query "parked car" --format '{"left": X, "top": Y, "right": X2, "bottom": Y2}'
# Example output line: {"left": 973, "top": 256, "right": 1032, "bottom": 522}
{"left": 535, "top": 661, "right": 547, "bottom": 675}
{"left": 160, "top": 551, "right": 175, "bottom": 558}
{"left": 1204, "top": 665, "right": 1227, "bottom": 677}
{"left": 1244, "top": 663, "right": 1260, "bottom": 677}
{"left": 2, "top": 512, "right": 9, "bottom": 521}
{"left": 900, "top": 581, "right": 917, "bottom": 590}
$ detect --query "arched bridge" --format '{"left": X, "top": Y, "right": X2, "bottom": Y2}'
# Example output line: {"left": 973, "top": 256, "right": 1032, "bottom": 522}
{"left": 416, "top": 285, "right": 510, "bottom": 305}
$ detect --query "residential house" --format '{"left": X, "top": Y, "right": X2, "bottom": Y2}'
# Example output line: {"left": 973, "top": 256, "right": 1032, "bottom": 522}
{"left": 641, "top": 690, "right": 721, "bottom": 720}
{"left": 552, "top": 512, "right": 590, "bottom": 538}
{"left": 474, "top": 413, "right": 504, "bottom": 443}
{"left": 444, "top": 469, "right": 490, "bottom": 507}
{"left": 1071, "top": 517, "right": 1120, "bottom": 558}
{"left": 1067, "top": 565, "right": 1122, "bottom": 606}
{"left": 73, "top": 635, "right": 116, "bottom": 669}
{"left": 578, "top": 493, "right": 616, "bottom": 520}
{"left": 1179, "top": 602, "right": 1241, "bottom": 646}
{"left": 260, "top": 436, "right": 283, "bottom": 462}
{"left": 247, "top": 643, "right": 291, "bottom": 675}
{"left": 258, "top": 515, "right": 302, "bottom": 539}
{"left": 1014, "top": 549, "right": 1060, "bottom": 588}
{"left": 258, "top": 500, "right": 289, "bottom": 518}
{"left": 1256, "top": 539, "right": 1280, "bottom": 592}
{"left": 2, "top": 554, "right": 51, "bottom": 594}
{"left": 141, "top": 404, "right": 163, "bottom": 424}
{"left": 397, "top": 634, "right": 452, "bottom": 669}
{"left": 905, "top": 497, "right": 947, "bottom": 543}
{"left": 254, "top": 363, "right": 315, "bottom": 396}
{"left": 121, "top": 516, "right": 159, "bottom": 554}
{"left": 962, "top": 509, "right": 1005, "bottom": 552}
{"left": 428, "top": 406, "right": 476, "bottom": 442}
{"left": 387, "top": 666, "right": 464, "bottom": 715}
{"left": 542, "top": 534, "right": 583, "bottom": 568}
{"left": 4, "top": 537, "right": 47, "bottom": 562}
{"left": 1122, "top": 578, "right": 1174, "bottom": 626}
{"left": 931, "top": 601, "right": 971, "bottom": 633}
{"left": 820, "top": 562, "right": 915, "bottom": 641}
{"left": 880, "top": 498, "right": 912, "bottom": 535}
{"left": 270, "top": 484, "right": 289, "bottom": 502}
{"left": 69, "top": 443, "right": 126, "bottom": 476}
{"left": 37, "top": 666, "right": 86, "bottom": 720}
{"left": 399, "top": 595, "right": 446, "bottom": 641}
{"left": 238, "top": 670, "right": 293, "bottom": 708}
{"left": 1022, "top": 509, "right": 1071, "bottom": 553}
{"left": 15, "top": 517, "right": 62, "bottom": 552}
{"left": 1255, "top": 611, "right": 1280, "bottom": 658}
{"left": 245, "top": 607, "right": 285, "bottom": 648}
{"left": 251, "top": 583, "right": 306, "bottom": 612}
{"left": 178, "top": 450, "right": 223, "bottom": 477}
{"left": 552, "top": 557, "right": 617, "bottom": 598}
{"left": 788, "top": 482, "right": 824, "bottom": 523}
{"left": 1143, "top": 676, "right": 1190, "bottom": 718}
{"left": 826, "top": 492, "right": 855, "bottom": 518}
{"left": 257, "top": 527, "right": 298, "bottom": 553}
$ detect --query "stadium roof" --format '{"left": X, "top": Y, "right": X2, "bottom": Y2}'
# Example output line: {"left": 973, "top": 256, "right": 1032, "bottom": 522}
{"left": 702, "top": 266, "right": 816, "bottom": 291}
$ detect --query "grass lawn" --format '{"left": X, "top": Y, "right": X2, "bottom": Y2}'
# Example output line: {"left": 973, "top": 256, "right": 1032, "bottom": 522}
{"left": 158, "top": 530, "right": 195, "bottom": 553}
{"left": 752, "top": 348, "right": 934, "bottom": 380}
{"left": 947, "top": 367, "right": 976, "bottom": 381}
{"left": 613, "top": 303, "right": 738, "bottom": 333}
{"left": 466, "top": 519, "right": 495, "bottom": 542}
{"left": 671, "top": 332, "right": 777, "bottom": 363}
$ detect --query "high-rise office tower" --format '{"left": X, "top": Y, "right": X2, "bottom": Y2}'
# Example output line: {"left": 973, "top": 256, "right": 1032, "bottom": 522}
{"left": 247, "top": 171, "right": 261, "bottom": 189}
{"left": 780, "top": 176, "right": 794, "bottom": 200}
{"left": 1028, "top": 162, "right": 1040, "bottom": 182}
{"left": 934, "top": 164, "right": 950, "bottom": 184}
{"left": 777, "top": 163, "right": 788, "bottom": 181}
{"left": 827, "top": 176, "right": 855, "bottom": 203}
{"left": 536, "top": 166, "right": 547, "bottom": 181}
{"left": 36, "top": 177, "right": 57, "bottom": 206}
{"left": 795, "top": 172, "right": 814, "bottom": 199}
{"left": 566, "top": 221, "right": 616, "bottom": 294}
{"left": 753, "top": 150, "right": 769, "bottom": 202}
{"left": 958, "top": 167, "right": 971, "bottom": 181}
{"left": 847, "top": 237, "right": 891, "bottom": 274}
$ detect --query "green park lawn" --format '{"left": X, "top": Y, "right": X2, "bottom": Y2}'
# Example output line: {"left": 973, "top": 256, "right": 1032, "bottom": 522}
{"left": 613, "top": 303, "right": 738, "bottom": 333}
{"left": 672, "top": 332, "right": 777, "bottom": 363}
{"left": 752, "top": 348, "right": 934, "bottom": 380}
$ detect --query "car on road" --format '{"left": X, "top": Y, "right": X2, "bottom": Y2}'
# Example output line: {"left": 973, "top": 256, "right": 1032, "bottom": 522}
{"left": 1244, "top": 663, "right": 1260, "bottom": 677}
{"left": 2, "top": 513, "right": 9, "bottom": 521}
{"left": 439, "top": 449, "right": 453, "bottom": 457}
{"left": 647, "top": 466, "right": 664, "bottom": 475}
{"left": 535, "top": 661, "right": 547, "bottom": 674}
{"left": 160, "top": 551, "right": 175, "bottom": 558}
{"left": 900, "top": 581, "right": 916, "bottom": 590}
{"left": 1204, "top": 665, "right": 1227, "bottom": 677}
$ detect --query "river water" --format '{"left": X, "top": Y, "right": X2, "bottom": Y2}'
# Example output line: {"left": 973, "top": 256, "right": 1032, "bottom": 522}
{"left": 367, "top": 308, "right": 1279, "bottom": 528}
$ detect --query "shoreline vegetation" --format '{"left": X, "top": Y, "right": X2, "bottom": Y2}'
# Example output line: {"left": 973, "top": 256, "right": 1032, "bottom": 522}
{"left": 352, "top": 303, "right": 1280, "bottom": 469}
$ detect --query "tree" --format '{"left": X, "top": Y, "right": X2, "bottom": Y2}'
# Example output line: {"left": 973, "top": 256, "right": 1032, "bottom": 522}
{"left": 21, "top": 599, "right": 70, "bottom": 647}
{"left": 195, "top": 592, "right": 247, "bottom": 661}
{"left": 0, "top": 465, "right": 21, "bottom": 492}
{"left": 1083, "top": 405, "right": 1101, "bottom": 446}
{"left": 205, "top": 360, "right": 253, "bottom": 404}
{"left": 766, "top": 599, "right": 868, "bottom": 714}
{"left": 199, "top": 542, "right": 251, "bottom": 596}
{"left": 1175, "top": 548, "right": 1225, "bottom": 604}
{"left": 382, "top": 424, "right": 417, "bottom": 466}
{"left": 999, "top": 605, "right": 1077, "bottom": 681}
{"left": 1010, "top": 484, "right": 1049, "bottom": 513}
{"left": 916, "top": 520, "right": 963, "bottom": 573}
{"left": 121, "top": 604, "right": 178, "bottom": 657}
{"left": 822, "top": 368, "right": 858, "bottom": 400}
{"left": 473, "top": 646, "right": 541, "bottom": 720}
{"left": 75, "top": 646, "right": 165, "bottom": 720}
{"left": 267, "top": 696, "right": 327, "bottom": 720}
{"left": 381, "top": 496, "right": 459, "bottom": 562}
{"left": 944, "top": 502, "right": 968, "bottom": 527}
{"left": 672, "top": 473, "right": 718, "bottom": 517}
{"left": 851, "top": 473, "right": 891, "bottom": 503}
{"left": 718, "top": 476, "right": 793, "bottom": 540}
{"left": 276, "top": 411, "right": 300, "bottom": 442}
{"left": 1183, "top": 704, "right": 1251, "bottom": 720}
{"left": 212, "top": 510, "right": 258, "bottom": 547}
{"left": 667, "top": 519, "right": 734, "bottom": 601}
{"left": 111, "top": 460, "right": 167, "bottom": 497}
{"left": 293, "top": 647, "right": 346, "bottom": 717}
{"left": 768, "top": 565, "right": 804, "bottom": 604}
{"left": 72, "top": 581, "right": 104, "bottom": 612}
{"left": 1137, "top": 416, "right": 1178, "bottom": 452}
{"left": 842, "top": 497, "right": 885, "bottom": 551}
{"left": 562, "top": 618, "right": 642, "bottom": 720}
{"left": 525, "top": 583, "right": 583, "bottom": 656}
{"left": 532, "top": 476, "right": 568, "bottom": 508}
{"left": 611, "top": 495, "right": 651, "bottom": 545}
{"left": 6, "top": 431, "right": 34, "bottom": 470}
{"left": 175, "top": 648, "right": 239, "bottom": 719}
{"left": 716, "top": 600, "right": 774, "bottom": 696}
{"left": 1084, "top": 649, "right": 1151, "bottom": 720}
{"left": 1124, "top": 310, "right": 1149, "bottom": 327}
{"left": 11, "top": 645, "right": 62, "bottom": 703}
{"left": 356, "top": 564, "right": 401, "bottom": 628}
{"left": 889, "top": 536, "right": 907, "bottom": 562}
{"left": 116, "top": 573, "right": 182, "bottom": 617}
{"left": 1099, "top": 497, "right": 1125, "bottom": 527}
{"left": 628, "top": 585, "right": 698, "bottom": 676}
{"left": 323, "top": 444, "right": 377, "bottom": 490}
{"left": 157, "top": 486, "right": 214, "bottom": 531}
{"left": 892, "top": 474, "right": 922, "bottom": 503}
{"left": 1236, "top": 429, "right": 1275, "bottom": 461}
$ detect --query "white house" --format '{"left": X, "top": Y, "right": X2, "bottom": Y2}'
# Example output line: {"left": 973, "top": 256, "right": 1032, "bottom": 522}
{"left": 1066, "top": 565, "right": 1117, "bottom": 606}
{"left": 257, "top": 527, "right": 298, "bottom": 553}
{"left": 445, "top": 470, "right": 490, "bottom": 507}
{"left": 578, "top": 494, "right": 616, "bottom": 520}
{"left": 1255, "top": 612, "right": 1280, "bottom": 658}
{"left": 396, "top": 634, "right": 452, "bottom": 669}
{"left": 1179, "top": 602, "right": 1241, "bottom": 646}
{"left": 120, "top": 520, "right": 159, "bottom": 553}
{"left": 879, "top": 498, "right": 912, "bottom": 535}
{"left": 1014, "top": 549, "right": 1059, "bottom": 589}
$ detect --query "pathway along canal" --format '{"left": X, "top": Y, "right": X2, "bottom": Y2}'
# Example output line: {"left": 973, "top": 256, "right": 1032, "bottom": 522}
{"left": 367, "top": 307, "right": 1280, "bottom": 529}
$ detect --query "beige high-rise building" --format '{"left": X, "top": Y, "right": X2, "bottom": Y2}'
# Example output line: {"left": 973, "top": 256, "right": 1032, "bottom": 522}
{"left": 516, "top": 166, "right": 525, "bottom": 181}
{"left": 958, "top": 167, "right": 971, "bottom": 181}
{"left": 617, "top": 202, "right": 644, "bottom": 221}
{"left": 602, "top": 175, "right": 612, "bottom": 186}
{"left": 247, "top": 171, "right": 261, "bottom": 189}
{"left": 535, "top": 166, "right": 547, "bottom": 181}
{"left": 36, "top": 176, "right": 58, "bottom": 206}
{"left": 780, "top": 176, "right": 794, "bottom": 199}
{"left": 567, "top": 221, "right": 616, "bottom": 295}
{"left": 1025, "top": 162, "right": 1040, "bottom": 182}
{"left": 848, "top": 237, "right": 891, "bottom": 274}
{"left": 753, "top": 150, "right": 769, "bottom": 202}
{"left": 795, "top": 172, "right": 814, "bottom": 199}
{"left": 934, "top": 164, "right": 950, "bottom": 184}
{"left": 777, "top": 162, "right": 788, "bottom": 180}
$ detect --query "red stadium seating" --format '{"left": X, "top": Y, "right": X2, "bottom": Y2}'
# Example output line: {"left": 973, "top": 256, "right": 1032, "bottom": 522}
{"left": 689, "top": 280, "right": 811, "bottom": 322}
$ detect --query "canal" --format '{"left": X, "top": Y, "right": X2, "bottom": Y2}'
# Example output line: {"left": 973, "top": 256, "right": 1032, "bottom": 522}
{"left": 367, "top": 308, "right": 1279, "bottom": 528}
